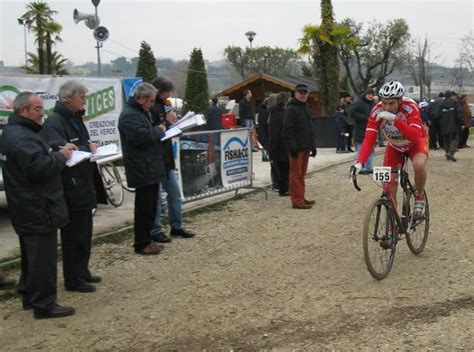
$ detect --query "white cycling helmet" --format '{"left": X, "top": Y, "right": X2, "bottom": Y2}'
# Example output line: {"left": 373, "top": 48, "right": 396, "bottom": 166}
{"left": 379, "top": 81, "right": 404, "bottom": 99}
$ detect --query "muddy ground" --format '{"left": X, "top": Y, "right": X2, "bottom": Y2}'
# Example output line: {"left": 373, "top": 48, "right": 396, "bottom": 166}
{"left": 0, "top": 148, "right": 473, "bottom": 351}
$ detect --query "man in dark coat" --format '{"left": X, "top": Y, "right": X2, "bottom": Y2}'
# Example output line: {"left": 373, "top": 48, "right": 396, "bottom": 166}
{"left": 350, "top": 88, "right": 376, "bottom": 173}
{"left": 41, "top": 80, "right": 105, "bottom": 293}
{"left": 334, "top": 103, "right": 349, "bottom": 153}
{"left": 207, "top": 97, "right": 222, "bottom": 131}
{"left": 257, "top": 98, "right": 269, "bottom": 148}
{"left": 119, "top": 82, "right": 167, "bottom": 255}
{"left": 282, "top": 84, "right": 317, "bottom": 209}
{"left": 439, "top": 91, "right": 464, "bottom": 161}
{"left": 239, "top": 89, "right": 254, "bottom": 128}
{"left": 268, "top": 91, "right": 291, "bottom": 196}
{"left": 340, "top": 93, "right": 354, "bottom": 152}
{"left": 427, "top": 92, "right": 445, "bottom": 149}
{"left": 1, "top": 92, "right": 75, "bottom": 319}
{"left": 149, "top": 78, "right": 196, "bottom": 243}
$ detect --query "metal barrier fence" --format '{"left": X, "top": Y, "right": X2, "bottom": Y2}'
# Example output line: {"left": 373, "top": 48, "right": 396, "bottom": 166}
{"left": 176, "top": 128, "right": 267, "bottom": 203}
{"left": 97, "top": 128, "right": 267, "bottom": 208}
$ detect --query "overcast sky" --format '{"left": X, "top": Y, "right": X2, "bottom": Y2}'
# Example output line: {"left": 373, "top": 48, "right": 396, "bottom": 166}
{"left": 1, "top": 0, "right": 473, "bottom": 68}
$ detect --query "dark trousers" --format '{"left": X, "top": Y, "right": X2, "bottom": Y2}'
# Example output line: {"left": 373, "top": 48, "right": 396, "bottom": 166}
{"left": 429, "top": 119, "right": 443, "bottom": 149}
{"left": 443, "top": 133, "right": 459, "bottom": 157}
{"left": 459, "top": 128, "right": 470, "bottom": 147}
{"left": 18, "top": 232, "right": 57, "bottom": 312}
{"left": 345, "top": 125, "right": 353, "bottom": 150}
{"left": 61, "top": 209, "right": 93, "bottom": 288}
{"left": 276, "top": 160, "right": 289, "bottom": 195}
{"left": 289, "top": 151, "right": 309, "bottom": 205}
{"left": 270, "top": 161, "right": 280, "bottom": 189}
{"left": 336, "top": 131, "right": 346, "bottom": 151}
{"left": 134, "top": 184, "right": 159, "bottom": 251}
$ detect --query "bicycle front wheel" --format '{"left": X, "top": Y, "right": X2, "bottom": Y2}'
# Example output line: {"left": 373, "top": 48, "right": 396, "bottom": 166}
{"left": 99, "top": 163, "right": 124, "bottom": 207}
{"left": 363, "top": 198, "right": 396, "bottom": 280}
{"left": 405, "top": 190, "right": 430, "bottom": 255}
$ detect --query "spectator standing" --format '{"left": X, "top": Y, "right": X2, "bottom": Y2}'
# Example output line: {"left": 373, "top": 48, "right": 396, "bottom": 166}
{"left": 419, "top": 101, "right": 430, "bottom": 126}
{"left": 268, "top": 91, "right": 291, "bottom": 196}
{"left": 258, "top": 95, "right": 279, "bottom": 190}
{"left": 257, "top": 98, "right": 269, "bottom": 149}
{"left": 1, "top": 92, "right": 75, "bottom": 319}
{"left": 119, "top": 82, "right": 167, "bottom": 255}
{"left": 439, "top": 90, "right": 464, "bottom": 161}
{"left": 341, "top": 93, "right": 354, "bottom": 152}
{"left": 239, "top": 89, "right": 254, "bottom": 128}
{"left": 334, "top": 103, "right": 348, "bottom": 153}
{"left": 351, "top": 88, "right": 376, "bottom": 173}
{"left": 41, "top": 80, "right": 105, "bottom": 293}
{"left": 207, "top": 97, "right": 222, "bottom": 131}
{"left": 149, "top": 78, "right": 196, "bottom": 243}
{"left": 283, "top": 84, "right": 317, "bottom": 209}
{"left": 457, "top": 94, "right": 472, "bottom": 148}
{"left": 427, "top": 92, "right": 445, "bottom": 149}
{"left": 374, "top": 95, "right": 386, "bottom": 147}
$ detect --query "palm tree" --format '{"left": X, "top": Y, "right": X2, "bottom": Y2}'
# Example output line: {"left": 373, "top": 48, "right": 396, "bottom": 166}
{"left": 24, "top": 51, "right": 69, "bottom": 75}
{"left": 21, "top": 1, "right": 57, "bottom": 74}
{"left": 298, "top": 0, "right": 352, "bottom": 116}
{"left": 43, "top": 21, "right": 63, "bottom": 74}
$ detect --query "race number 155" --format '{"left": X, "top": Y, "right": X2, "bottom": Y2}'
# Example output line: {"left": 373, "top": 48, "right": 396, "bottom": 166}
{"left": 373, "top": 166, "right": 391, "bottom": 183}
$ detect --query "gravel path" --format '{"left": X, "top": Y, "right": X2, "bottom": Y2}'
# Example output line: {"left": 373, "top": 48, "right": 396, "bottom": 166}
{"left": 0, "top": 148, "right": 473, "bottom": 351}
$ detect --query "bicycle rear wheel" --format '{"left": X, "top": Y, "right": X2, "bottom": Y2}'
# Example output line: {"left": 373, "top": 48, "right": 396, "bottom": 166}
{"left": 99, "top": 163, "right": 124, "bottom": 207}
{"left": 405, "top": 190, "right": 430, "bottom": 255}
{"left": 363, "top": 197, "right": 396, "bottom": 280}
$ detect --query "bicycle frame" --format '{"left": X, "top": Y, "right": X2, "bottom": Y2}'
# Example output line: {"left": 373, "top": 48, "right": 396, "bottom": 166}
{"left": 352, "top": 155, "right": 415, "bottom": 236}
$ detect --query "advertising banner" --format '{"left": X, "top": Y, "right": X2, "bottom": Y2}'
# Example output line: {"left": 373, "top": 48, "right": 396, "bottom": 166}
{"left": 220, "top": 129, "right": 251, "bottom": 187}
{"left": 0, "top": 75, "right": 123, "bottom": 148}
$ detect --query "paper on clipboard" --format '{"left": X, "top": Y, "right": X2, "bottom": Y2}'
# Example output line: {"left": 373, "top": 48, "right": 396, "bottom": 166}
{"left": 90, "top": 144, "right": 119, "bottom": 161}
{"left": 161, "top": 126, "right": 182, "bottom": 141}
{"left": 66, "top": 150, "right": 92, "bottom": 167}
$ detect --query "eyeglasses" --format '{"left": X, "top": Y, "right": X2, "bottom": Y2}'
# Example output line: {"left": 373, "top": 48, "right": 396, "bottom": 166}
{"left": 29, "top": 106, "right": 44, "bottom": 112}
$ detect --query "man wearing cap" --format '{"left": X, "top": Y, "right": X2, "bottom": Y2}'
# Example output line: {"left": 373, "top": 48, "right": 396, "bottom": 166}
{"left": 283, "top": 83, "right": 317, "bottom": 209}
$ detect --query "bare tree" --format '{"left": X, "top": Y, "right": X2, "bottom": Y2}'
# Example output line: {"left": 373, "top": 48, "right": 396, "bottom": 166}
{"left": 407, "top": 36, "right": 441, "bottom": 100}
{"left": 459, "top": 31, "right": 474, "bottom": 71}
{"left": 338, "top": 18, "right": 411, "bottom": 95}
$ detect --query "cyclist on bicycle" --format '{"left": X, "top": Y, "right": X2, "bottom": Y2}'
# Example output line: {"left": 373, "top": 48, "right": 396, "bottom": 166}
{"left": 353, "top": 81, "right": 429, "bottom": 219}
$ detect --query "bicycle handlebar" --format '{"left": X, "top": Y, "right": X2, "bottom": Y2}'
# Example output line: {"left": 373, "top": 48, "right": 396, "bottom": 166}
{"left": 350, "top": 165, "right": 361, "bottom": 192}
{"left": 350, "top": 167, "right": 404, "bottom": 192}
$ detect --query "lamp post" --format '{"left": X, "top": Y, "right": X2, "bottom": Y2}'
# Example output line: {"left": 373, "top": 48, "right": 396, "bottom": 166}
{"left": 245, "top": 31, "right": 256, "bottom": 49}
{"left": 17, "top": 18, "right": 30, "bottom": 66}
{"left": 91, "top": 0, "right": 102, "bottom": 76}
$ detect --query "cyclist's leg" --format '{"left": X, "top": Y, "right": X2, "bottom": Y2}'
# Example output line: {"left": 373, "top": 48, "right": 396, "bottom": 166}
{"left": 409, "top": 138, "right": 429, "bottom": 196}
{"left": 382, "top": 145, "right": 404, "bottom": 208}
{"left": 409, "top": 138, "right": 429, "bottom": 219}
{"left": 380, "top": 146, "right": 404, "bottom": 247}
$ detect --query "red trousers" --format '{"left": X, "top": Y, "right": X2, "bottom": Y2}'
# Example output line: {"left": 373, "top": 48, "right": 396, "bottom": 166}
{"left": 289, "top": 151, "right": 310, "bottom": 205}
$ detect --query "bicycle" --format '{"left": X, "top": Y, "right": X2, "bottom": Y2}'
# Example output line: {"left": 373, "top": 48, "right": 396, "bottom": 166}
{"left": 350, "top": 156, "right": 430, "bottom": 280}
{"left": 98, "top": 162, "right": 124, "bottom": 207}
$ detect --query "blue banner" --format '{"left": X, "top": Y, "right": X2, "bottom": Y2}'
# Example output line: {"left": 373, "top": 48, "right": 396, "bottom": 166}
{"left": 121, "top": 78, "right": 143, "bottom": 99}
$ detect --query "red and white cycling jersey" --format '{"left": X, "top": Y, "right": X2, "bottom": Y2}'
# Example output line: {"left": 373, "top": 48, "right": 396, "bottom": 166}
{"left": 357, "top": 98, "right": 428, "bottom": 165}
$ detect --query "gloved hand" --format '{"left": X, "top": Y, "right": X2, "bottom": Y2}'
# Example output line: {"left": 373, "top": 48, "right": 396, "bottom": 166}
{"left": 289, "top": 150, "right": 299, "bottom": 158}
{"left": 376, "top": 111, "right": 397, "bottom": 123}
{"left": 351, "top": 162, "right": 363, "bottom": 176}
{"left": 310, "top": 148, "right": 317, "bottom": 157}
